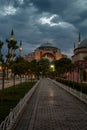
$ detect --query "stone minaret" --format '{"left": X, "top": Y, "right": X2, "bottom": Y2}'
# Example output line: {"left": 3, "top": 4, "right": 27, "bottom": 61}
{"left": 78, "top": 32, "right": 81, "bottom": 46}
{"left": 19, "top": 41, "right": 22, "bottom": 57}
{"left": 10, "top": 29, "right": 14, "bottom": 41}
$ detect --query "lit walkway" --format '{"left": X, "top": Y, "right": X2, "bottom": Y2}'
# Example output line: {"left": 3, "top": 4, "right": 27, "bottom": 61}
{"left": 14, "top": 78, "right": 87, "bottom": 130}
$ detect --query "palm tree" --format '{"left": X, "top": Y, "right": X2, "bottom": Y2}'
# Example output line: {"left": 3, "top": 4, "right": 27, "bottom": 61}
{"left": 6, "top": 39, "right": 19, "bottom": 80}
{"left": 0, "top": 32, "right": 19, "bottom": 89}
{"left": 6, "top": 39, "right": 19, "bottom": 62}
{"left": 0, "top": 40, "right": 5, "bottom": 90}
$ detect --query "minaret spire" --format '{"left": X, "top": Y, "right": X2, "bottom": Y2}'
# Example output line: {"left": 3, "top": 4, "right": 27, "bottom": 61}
{"left": 78, "top": 32, "right": 81, "bottom": 46}
{"left": 74, "top": 42, "right": 75, "bottom": 49}
{"left": 10, "top": 28, "right": 14, "bottom": 41}
{"left": 19, "top": 41, "right": 22, "bottom": 57}
{"left": 11, "top": 28, "right": 14, "bottom": 35}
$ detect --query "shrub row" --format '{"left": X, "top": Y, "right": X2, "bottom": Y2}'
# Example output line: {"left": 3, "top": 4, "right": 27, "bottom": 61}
{"left": 56, "top": 77, "right": 87, "bottom": 94}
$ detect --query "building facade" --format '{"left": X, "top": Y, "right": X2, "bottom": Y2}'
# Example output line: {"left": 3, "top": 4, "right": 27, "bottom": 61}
{"left": 69, "top": 34, "right": 87, "bottom": 82}
{"left": 24, "top": 43, "right": 67, "bottom": 61}
{"left": 72, "top": 39, "right": 87, "bottom": 63}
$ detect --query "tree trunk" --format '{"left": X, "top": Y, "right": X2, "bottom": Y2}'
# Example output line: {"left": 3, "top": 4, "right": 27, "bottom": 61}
{"left": 2, "top": 68, "right": 5, "bottom": 90}
{"left": 20, "top": 75, "right": 22, "bottom": 84}
{"left": 13, "top": 74, "right": 15, "bottom": 86}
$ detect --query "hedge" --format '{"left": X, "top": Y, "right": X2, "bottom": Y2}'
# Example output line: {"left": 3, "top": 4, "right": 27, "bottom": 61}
{"left": 56, "top": 77, "right": 87, "bottom": 94}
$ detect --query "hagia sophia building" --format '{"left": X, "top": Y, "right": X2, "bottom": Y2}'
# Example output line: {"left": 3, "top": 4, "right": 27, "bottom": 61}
{"left": 24, "top": 43, "right": 67, "bottom": 61}
{"left": 4, "top": 29, "right": 67, "bottom": 61}
{"left": 9, "top": 30, "right": 87, "bottom": 82}
{"left": 11, "top": 30, "right": 87, "bottom": 82}
{"left": 8, "top": 29, "right": 87, "bottom": 65}
{"left": 1, "top": 29, "right": 87, "bottom": 82}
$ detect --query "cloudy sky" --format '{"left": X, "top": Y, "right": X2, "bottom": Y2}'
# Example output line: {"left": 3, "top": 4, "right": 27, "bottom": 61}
{"left": 0, "top": 0, "right": 87, "bottom": 57}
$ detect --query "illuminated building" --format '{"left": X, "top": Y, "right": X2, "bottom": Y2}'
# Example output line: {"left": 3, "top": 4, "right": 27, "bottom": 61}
{"left": 24, "top": 43, "right": 67, "bottom": 61}
{"left": 69, "top": 33, "right": 87, "bottom": 82}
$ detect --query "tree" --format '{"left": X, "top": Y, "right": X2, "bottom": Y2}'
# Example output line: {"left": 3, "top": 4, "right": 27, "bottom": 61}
{"left": 0, "top": 40, "right": 4, "bottom": 63}
{"left": 0, "top": 36, "right": 19, "bottom": 89}
{"left": 6, "top": 39, "right": 19, "bottom": 62}
{"left": 0, "top": 40, "right": 5, "bottom": 90}
{"left": 54, "top": 58, "right": 71, "bottom": 78}
{"left": 10, "top": 57, "right": 29, "bottom": 84}
{"left": 29, "top": 60, "right": 38, "bottom": 80}
{"left": 37, "top": 58, "right": 50, "bottom": 77}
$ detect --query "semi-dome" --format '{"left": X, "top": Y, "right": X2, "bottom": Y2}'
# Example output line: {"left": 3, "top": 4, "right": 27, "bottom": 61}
{"left": 79, "top": 38, "right": 87, "bottom": 48}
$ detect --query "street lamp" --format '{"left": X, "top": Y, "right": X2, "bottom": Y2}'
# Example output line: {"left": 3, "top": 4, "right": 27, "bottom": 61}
{"left": 50, "top": 64, "right": 55, "bottom": 78}
{"left": 50, "top": 64, "right": 55, "bottom": 72}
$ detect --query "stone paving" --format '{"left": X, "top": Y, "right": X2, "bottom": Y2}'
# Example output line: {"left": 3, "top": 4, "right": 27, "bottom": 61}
{"left": 14, "top": 78, "right": 87, "bottom": 130}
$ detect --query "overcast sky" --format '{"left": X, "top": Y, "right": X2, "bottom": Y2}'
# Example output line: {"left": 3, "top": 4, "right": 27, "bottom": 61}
{"left": 0, "top": 0, "right": 87, "bottom": 57}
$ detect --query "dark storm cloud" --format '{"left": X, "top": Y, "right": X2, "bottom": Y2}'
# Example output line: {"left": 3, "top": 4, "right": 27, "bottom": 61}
{"left": 0, "top": 0, "right": 87, "bottom": 57}
{"left": 30, "top": 0, "right": 71, "bottom": 14}
{"left": 30, "top": 0, "right": 51, "bottom": 12}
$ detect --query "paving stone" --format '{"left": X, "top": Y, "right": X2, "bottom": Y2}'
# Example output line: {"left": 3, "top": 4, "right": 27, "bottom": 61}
{"left": 14, "top": 78, "right": 87, "bottom": 130}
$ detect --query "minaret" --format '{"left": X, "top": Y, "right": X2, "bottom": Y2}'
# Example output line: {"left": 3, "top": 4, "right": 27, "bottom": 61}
{"left": 10, "top": 28, "right": 14, "bottom": 41}
{"left": 78, "top": 32, "right": 81, "bottom": 46}
{"left": 74, "top": 43, "right": 75, "bottom": 49}
{"left": 19, "top": 41, "right": 22, "bottom": 57}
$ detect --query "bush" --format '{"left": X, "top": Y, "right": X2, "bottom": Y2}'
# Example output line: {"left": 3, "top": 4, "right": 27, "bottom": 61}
{"left": 56, "top": 77, "right": 87, "bottom": 94}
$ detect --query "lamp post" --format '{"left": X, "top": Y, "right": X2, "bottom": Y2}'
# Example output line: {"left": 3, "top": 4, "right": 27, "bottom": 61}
{"left": 50, "top": 64, "right": 55, "bottom": 72}
{"left": 50, "top": 64, "right": 55, "bottom": 78}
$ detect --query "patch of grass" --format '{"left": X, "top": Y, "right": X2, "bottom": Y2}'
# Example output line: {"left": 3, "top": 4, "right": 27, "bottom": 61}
{"left": 0, "top": 82, "right": 36, "bottom": 124}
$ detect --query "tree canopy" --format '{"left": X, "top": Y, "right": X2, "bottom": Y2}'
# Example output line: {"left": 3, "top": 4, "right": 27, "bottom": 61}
{"left": 54, "top": 58, "right": 71, "bottom": 77}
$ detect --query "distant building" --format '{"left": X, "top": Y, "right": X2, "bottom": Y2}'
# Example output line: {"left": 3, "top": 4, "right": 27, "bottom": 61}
{"left": 24, "top": 43, "right": 67, "bottom": 61}
{"left": 24, "top": 52, "right": 35, "bottom": 61}
{"left": 69, "top": 33, "right": 87, "bottom": 82}
{"left": 72, "top": 38, "right": 87, "bottom": 63}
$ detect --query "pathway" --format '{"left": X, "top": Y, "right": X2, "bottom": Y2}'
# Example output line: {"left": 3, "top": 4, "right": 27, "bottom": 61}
{"left": 13, "top": 78, "right": 87, "bottom": 130}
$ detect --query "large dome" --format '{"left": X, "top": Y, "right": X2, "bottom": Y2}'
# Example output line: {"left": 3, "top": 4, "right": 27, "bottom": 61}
{"left": 79, "top": 38, "right": 87, "bottom": 48}
{"left": 38, "top": 43, "right": 58, "bottom": 50}
{"left": 40, "top": 43, "right": 56, "bottom": 47}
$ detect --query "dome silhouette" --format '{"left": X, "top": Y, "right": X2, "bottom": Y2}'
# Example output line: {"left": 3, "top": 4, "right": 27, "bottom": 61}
{"left": 40, "top": 43, "right": 55, "bottom": 47}
{"left": 79, "top": 38, "right": 87, "bottom": 48}
{"left": 37, "top": 43, "right": 58, "bottom": 50}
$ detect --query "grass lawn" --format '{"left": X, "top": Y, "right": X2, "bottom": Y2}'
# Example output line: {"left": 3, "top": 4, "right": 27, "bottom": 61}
{"left": 0, "top": 81, "right": 36, "bottom": 124}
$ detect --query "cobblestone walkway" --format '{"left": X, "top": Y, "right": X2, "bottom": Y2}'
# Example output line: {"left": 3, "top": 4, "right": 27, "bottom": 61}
{"left": 14, "top": 78, "right": 87, "bottom": 130}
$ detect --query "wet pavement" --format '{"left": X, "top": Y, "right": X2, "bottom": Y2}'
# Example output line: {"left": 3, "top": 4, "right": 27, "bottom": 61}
{"left": 14, "top": 78, "right": 87, "bottom": 130}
